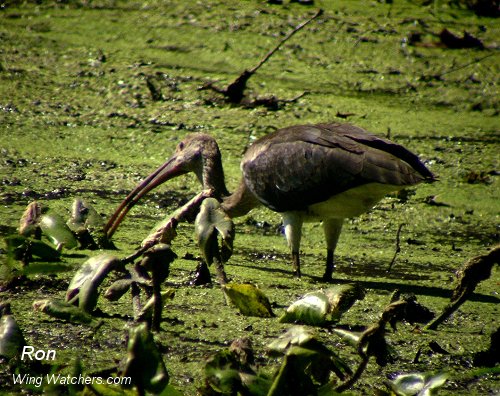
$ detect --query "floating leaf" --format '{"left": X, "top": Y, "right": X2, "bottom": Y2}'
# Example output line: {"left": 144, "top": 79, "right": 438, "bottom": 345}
{"left": 33, "top": 299, "right": 93, "bottom": 324}
{"left": 66, "top": 253, "right": 120, "bottom": 312}
{"left": 280, "top": 284, "right": 364, "bottom": 326}
{"left": 40, "top": 213, "right": 78, "bottom": 250}
{"left": 122, "top": 322, "right": 169, "bottom": 394}
{"left": 388, "top": 372, "right": 448, "bottom": 396}
{"left": 0, "top": 305, "right": 25, "bottom": 359}
{"left": 223, "top": 283, "right": 274, "bottom": 317}
{"left": 195, "top": 198, "right": 234, "bottom": 265}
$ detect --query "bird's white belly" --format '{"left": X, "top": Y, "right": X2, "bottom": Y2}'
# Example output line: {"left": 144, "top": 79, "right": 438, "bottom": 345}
{"left": 304, "top": 182, "right": 403, "bottom": 221}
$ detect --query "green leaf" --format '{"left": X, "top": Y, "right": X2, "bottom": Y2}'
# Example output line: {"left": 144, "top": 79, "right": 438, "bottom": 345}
{"left": 104, "top": 278, "right": 134, "bottom": 301}
{"left": 267, "top": 326, "right": 317, "bottom": 354}
{"left": 33, "top": 299, "right": 94, "bottom": 324}
{"left": 267, "top": 326, "right": 352, "bottom": 381}
{"left": 223, "top": 283, "right": 274, "bottom": 317}
{"left": 194, "top": 198, "right": 234, "bottom": 265}
{"left": 0, "top": 313, "right": 25, "bottom": 359}
{"left": 40, "top": 213, "right": 78, "bottom": 250}
{"left": 5, "top": 235, "right": 61, "bottom": 262}
{"left": 67, "top": 197, "right": 103, "bottom": 231}
{"left": 66, "top": 253, "right": 120, "bottom": 312}
{"left": 122, "top": 322, "right": 169, "bottom": 394}
{"left": 239, "top": 372, "right": 272, "bottom": 396}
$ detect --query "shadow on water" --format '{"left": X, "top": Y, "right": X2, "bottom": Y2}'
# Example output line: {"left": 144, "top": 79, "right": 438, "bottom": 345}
{"left": 232, "top": 256, "right": 499, "bottom": 304}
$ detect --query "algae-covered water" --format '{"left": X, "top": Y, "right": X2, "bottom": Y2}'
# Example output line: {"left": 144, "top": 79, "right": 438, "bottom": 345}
{"left": 0, "top": 0, "right": 498, "bottom": 394}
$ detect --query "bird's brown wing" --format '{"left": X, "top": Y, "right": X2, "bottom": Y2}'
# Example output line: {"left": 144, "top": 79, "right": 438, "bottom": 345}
{"left": 242, "top": 124, "right": 432, "bottom": 212}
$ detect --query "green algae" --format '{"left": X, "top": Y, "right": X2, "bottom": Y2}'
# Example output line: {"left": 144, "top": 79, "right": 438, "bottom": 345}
{"left": 0, "top": 0, "right": 499, "bottom": 394}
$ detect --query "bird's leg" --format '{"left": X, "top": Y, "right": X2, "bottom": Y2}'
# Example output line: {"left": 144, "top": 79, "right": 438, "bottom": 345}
{"left": 282, "top": 212, "right": 304, "bottom": 278}
{"left": 322, "top": 218, "right": 344, "bottom": 282}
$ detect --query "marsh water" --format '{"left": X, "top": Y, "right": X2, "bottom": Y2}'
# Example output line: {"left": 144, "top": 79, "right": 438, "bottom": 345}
{"left": 0, "top": 1, "right": 498, "bottom": 394}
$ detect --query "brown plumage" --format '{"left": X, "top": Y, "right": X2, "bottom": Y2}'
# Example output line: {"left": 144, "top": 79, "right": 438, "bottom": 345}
{"left": 105, "top": 123, "right": 434, "bottom": 281}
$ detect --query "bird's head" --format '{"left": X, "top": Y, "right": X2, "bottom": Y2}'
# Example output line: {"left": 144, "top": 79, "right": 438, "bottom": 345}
{"left": 104, "top": 133, "right": 227, "bottom": 238}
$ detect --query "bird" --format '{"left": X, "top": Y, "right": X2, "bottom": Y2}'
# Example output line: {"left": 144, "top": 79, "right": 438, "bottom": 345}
{"left": 104, "top": 123, "right": 435, "bottom": 281}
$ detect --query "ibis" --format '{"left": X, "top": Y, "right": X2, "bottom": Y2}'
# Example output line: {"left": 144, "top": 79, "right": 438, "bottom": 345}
{"left": 104, "top": 123, "right": 434, "bottom": 281}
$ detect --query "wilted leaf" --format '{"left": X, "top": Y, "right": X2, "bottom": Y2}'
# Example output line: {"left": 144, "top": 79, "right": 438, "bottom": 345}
{"left": 0, "top": 309, "right": 25, "bottom": 359}
{"left": 223, "top": 283, "right": 274, "bottom": 317}
{"left": 18, "top": 201, "right": 43, "bottom": 237}
{"left": 280, "top": 284, "right": 364, "bottom": 326}
{"left": 122, "top": 322, "right": 169, "bottom": 394}
{"left": 33, "top": 299, "right": 93, "bottom": 324}
{"left": 66, "top": 253, "right": 120, "bottom": 312}
{"left": 40, "top": 213, "right": 78, "bottom": 250}
{"left": 140, "top": 243, "right": 176, "bottom": 283}
{"left": 326, "top": 284, "right": 365, "bottom": 318}
{"left": 195, "top": 198, "right": 234, "bottom": 265}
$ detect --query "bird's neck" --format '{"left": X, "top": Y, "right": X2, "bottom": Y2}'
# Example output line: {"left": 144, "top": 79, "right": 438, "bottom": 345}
{"left": 200, "top": 153, "right": 230, "bottom": 199}
{"left": 221, "top": 179, "right": 261, "bottom": 218}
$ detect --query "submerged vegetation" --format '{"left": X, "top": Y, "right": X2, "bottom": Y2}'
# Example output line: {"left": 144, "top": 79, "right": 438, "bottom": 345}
{"left": 0, "top": 0, "right": 498, "bottom": 394}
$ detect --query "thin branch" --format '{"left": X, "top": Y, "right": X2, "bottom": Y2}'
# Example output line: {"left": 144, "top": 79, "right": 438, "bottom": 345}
{"left": 387, "top": 223, "right": 405, "bottom": 272}
{"left": 247, "top": 8, "right": 323, "bottom": 75}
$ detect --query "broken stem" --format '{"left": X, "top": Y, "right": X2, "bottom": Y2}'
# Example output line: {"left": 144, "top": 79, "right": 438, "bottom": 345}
{"left": 424, "top": 245, "right": 499, "bottom": 331}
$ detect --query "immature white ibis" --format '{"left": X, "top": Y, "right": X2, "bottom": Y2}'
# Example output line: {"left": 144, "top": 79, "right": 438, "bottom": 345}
{"left": 104, "top": 123, "right": 434, "bottom": 281}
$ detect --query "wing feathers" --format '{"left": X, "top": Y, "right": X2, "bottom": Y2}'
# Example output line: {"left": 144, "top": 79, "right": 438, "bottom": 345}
{"left": 242, "top": 123, "right": 434, "bottom": 212}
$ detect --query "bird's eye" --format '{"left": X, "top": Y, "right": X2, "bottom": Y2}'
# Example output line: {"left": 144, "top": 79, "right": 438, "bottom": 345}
{"left": 178, "top": 142, "right": 184, "bottom": 150}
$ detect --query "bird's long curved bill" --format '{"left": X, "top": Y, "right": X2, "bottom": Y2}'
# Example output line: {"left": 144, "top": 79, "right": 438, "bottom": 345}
{"left": 104, "top": 156, "right": 186, "bottom": 239}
